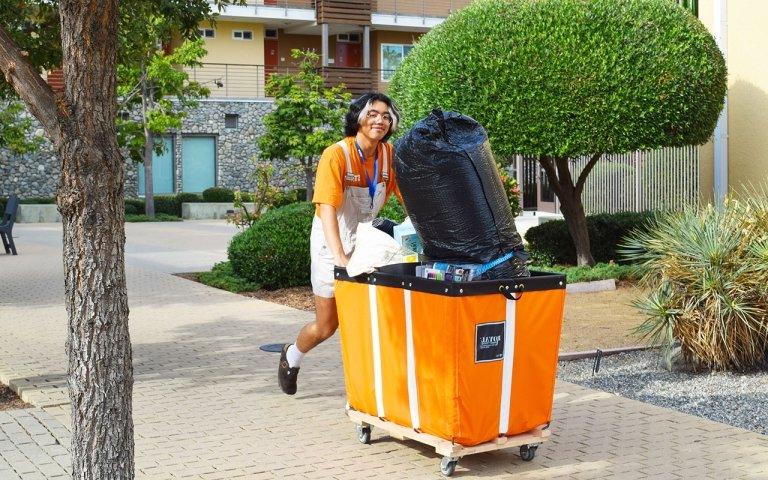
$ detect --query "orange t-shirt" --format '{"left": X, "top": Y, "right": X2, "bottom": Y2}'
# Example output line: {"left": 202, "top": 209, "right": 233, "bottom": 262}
{"left": 312, "top": 137, "right": 402, "bottom": 216}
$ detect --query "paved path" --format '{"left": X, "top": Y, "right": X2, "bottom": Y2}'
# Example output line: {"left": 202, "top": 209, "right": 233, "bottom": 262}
{"left": 1, "top": 222, "right": 767, "bottom": 479}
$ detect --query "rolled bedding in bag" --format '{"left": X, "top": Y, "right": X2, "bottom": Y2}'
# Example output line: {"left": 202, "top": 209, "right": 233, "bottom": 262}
{"left": 393, "top": 109, "right": 529, "bottom": 279}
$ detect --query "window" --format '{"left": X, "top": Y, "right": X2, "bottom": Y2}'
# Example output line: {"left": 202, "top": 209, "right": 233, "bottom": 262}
{"left": 224, "top": 114, "right": 239, "bottom": 129}
{"left": 233, "top": 30, "right": 253, "bottom": 41}
{"left": 265, "top": 28, "right": 278, "bottom": 39}
{"left": 380, "top": 44, "right": 413, "bottom": 82}
{"left": 198, "top": 28, "right": 215, "bottom": 39}
{"left": 337, "top": 33, "right": 361, "bottom": 43}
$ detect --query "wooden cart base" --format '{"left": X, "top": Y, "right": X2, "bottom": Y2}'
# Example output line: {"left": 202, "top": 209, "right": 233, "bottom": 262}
{"left": 347, "top": 409, "right": 551, "bottom": 477}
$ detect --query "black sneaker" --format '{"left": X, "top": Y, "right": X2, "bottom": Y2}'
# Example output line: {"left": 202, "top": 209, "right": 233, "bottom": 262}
{"left": 278, "top": 344, "right": 300, "bottom": 395}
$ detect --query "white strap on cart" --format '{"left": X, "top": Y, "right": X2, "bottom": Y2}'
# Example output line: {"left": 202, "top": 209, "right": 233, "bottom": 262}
{"left": 404, "top": 289, "right": 420, "bottom": 430}
{"left": 369, "top": 285, "right": 386, "bottom": 418}
{"left": 498, "top": 299, "right": 517, "bottom": 435}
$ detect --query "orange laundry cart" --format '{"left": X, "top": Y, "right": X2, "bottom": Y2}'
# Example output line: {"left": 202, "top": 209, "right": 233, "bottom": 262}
{"left": 334, "top": 263, "right": 566, "bottom": 476}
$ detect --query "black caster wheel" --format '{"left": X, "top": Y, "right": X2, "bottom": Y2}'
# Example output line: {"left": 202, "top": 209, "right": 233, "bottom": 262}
{"left": 519, "top": 444, "right": 537, "bottom": 461}
{"left": 356, "top": 425, "right": 372, "bottom": 444}
{"left": 440, "top": 456, "right": 459, "bottom": 477}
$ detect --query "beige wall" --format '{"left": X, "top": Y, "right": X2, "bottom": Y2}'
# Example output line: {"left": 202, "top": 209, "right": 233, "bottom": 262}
{"left": 277, "top": 32, "right": 321, "bottom": 66}
{"left": 198, "top": 20, "right": 265, "bottom": 65}
{"left": 698, "top": 0, "right": 768, "bottom": 197}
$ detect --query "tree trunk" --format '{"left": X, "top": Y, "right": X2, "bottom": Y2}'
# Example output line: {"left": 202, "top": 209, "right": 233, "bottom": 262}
{"left": 0, "top": 1, "right": 135, "bottom": 478}
{"left": 141, "top": 73, "right": 155, "bottom": 218}
{"left": 304, "top": 161, "right": 314, "bottom": 201}
{"left": 538, "top": 155, "right": 597, "bottom": 267}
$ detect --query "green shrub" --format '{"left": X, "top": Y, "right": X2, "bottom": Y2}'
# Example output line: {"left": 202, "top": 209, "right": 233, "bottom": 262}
{"left": 202, "top": 187, "right": 234, "bottom": 202}
{"left": 124, "top": 198, "right": 145, "bottom": 215}
{"left": 153, "top": 195, "right": 180, "bottom": 216}
{"left": 199, "top": 261, "right": 260, "bottom": 293}
{"left": 125, "top": 213, "right": 182, "bottom": 222}
{"left": 176, "top": 192, "right": 202, "bottom": 205}
{"left": 228, "top": 202, "right": 314, "bottom": 289}
{"left": 532, "top": 262, "right": 639, "bottom": 284}
{"left": 621, "top": 197, "right": 768, "bottom": 371}
{"left": 0, "top": 197, "right": 6, "bottom": 214}
{"left": 389, "top": 0, "right": 726, "bottom": 159}
{"left": 272, "top": 188, "right": 307, "bottom": 209}
{"left": 378, "top": 195, "right": 406, "bottom": 223}
{"left": 525, "top": 211, "right": 654, "bottom": 265}
{"left": 19, "top": 196, "right": 55, "bottom": 204}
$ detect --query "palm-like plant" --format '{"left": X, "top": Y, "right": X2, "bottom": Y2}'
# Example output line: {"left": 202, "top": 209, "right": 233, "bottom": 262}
{"left": 621, "top": 195, "right": 768, "bottom": 370}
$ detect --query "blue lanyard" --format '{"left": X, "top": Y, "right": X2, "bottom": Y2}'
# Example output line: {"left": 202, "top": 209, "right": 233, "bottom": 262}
{"left": 355, "top": 141, "right": 379, "bottom": 201}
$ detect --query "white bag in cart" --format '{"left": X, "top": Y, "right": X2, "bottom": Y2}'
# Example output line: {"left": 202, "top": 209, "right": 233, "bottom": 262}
{"left": 346, "top": 222, "right": 416, "bottom": 277}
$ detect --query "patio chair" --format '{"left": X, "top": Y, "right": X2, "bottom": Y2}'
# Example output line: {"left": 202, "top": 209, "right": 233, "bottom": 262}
{"left": 0, "top": 195, "right": 19, "bottom": 255}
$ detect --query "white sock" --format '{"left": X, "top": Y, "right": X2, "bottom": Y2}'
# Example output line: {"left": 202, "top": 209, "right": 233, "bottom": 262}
{"left": 286, "top": 344, "right": 305, "bottom": 368}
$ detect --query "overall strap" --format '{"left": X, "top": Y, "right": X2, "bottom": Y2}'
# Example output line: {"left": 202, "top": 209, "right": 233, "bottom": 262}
{"left": 337, "top": 140, "right": 357, "bottom": 182}
{"left": 381, "top": 143, "right": 389, "bottom": 181}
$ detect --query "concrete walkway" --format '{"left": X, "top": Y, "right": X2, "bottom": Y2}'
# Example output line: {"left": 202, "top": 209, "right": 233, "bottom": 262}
{"left": 0, "top": 222, "right": 767, "bottom": 479}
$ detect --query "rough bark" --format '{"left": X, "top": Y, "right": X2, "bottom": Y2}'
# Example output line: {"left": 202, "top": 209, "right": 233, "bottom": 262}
{"left": 304, "top": 160, "right": 315, "bottom": 201}
{"left": 0, "top": 1, "right": 134, "bottom": 478}
{"left": 538, "top": 155, "right": 600, "bottom": 267}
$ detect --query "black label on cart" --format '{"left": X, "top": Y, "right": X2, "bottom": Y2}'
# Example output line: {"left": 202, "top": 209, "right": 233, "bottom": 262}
{"left": 475, "top": 322, "right": 505, "bottom": 363}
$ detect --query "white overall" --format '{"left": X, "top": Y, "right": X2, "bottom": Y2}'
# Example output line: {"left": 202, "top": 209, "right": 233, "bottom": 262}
{"left": 310, "top": 140, "right": 390, "bottom": 298}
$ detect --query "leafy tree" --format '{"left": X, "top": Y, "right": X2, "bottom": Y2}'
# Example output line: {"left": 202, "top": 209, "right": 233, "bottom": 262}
{"left": 0, "top": 1, "right": 239, "bottom": 477}
{"left": 389, "top": 0, "right": 726, "bottom": 266}
{"left": 0, "top": 100, "right": 43, "bottom": 154}
{"left": 118, "top": 37, "right": 210, "bottom": 217}
{"left": 258, "top": 49, "right": 351, "bottom": 200}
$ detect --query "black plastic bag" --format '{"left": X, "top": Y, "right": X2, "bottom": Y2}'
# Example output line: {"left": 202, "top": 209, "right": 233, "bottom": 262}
{"left": 394, "top": 109, "right": 529, "bottom": 279}
{"left": 371, "top": 217, "right": 398, "bottom": 237}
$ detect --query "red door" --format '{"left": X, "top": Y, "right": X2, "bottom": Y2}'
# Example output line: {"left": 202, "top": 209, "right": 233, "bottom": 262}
{"left": 264, "top": 39, "right": 279, "bottom": 89}
{"left": 335, "top": 42, "right": 362, "bottom": 68}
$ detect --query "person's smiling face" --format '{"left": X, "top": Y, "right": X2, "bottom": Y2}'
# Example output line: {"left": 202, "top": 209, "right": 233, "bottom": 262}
{"left": 358, "top": 101, "right": 392, "bottom": 143}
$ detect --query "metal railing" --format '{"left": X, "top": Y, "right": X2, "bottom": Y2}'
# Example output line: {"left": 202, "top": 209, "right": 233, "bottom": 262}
{"left": 570, "top": 145, "right": 700, "bottom": 214}
{"left": 187, "top": 63, "right": 399, "bottom": 98}
{"left": 372, "top": 0, "right": 472, "bottom": 18}
{"left": 238, "top": 0, "right": 316, "bottom": 10}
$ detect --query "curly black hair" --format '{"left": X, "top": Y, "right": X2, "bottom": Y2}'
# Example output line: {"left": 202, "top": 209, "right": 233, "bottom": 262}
{"left": 343, "top": 92, "right": 400, "bottom": 141}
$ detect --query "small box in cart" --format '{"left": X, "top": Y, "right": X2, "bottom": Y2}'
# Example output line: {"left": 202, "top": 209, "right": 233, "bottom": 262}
{"left": 334, "top": 263, "right": 566, "bottom": 476}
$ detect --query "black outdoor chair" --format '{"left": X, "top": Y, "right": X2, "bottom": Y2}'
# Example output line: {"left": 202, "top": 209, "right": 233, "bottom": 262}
{"left": 1, "top": 195, "right": 19, "bottom": 255}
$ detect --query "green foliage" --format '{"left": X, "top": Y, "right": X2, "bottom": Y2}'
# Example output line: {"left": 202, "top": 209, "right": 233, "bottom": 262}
{"left": 389, "top": 0, "right": 726, "bottom": 159}
{"left": 0, "top": 197, "right": 6, "bottom": 215}
{"left": 176, "top": 192, "right": 203, "bottom": 205}
{"left": 153, "top": 195, "right": 182, "bottom": 216}
{"left": 198, "top": 261, "right": 260, "bottom": 293}
{"left": 525, "top": 211, "right": 654, "bottom": 265}
{"left": 532, "top": 262, "right": 639, "bottom": 284}
{"left": 124, "top": 198, "right": 146, "bottom": 215}
{"left": 228, "top": 202, "right": 314, "bottom": 289}
{"left": 0, "top": 102, "right": 43, "bottom": 154}
{"left": 125, "top": 213, "right": 182, "bottom": 222}
{"left": 499, "top": 170, "right": 522, "bottom": 217}
{"left": 378, "top": 195, "right": 406, "bottom": 223}
{"left": 258, "top": 50, "right": 351, "bottom": 193}
{"left": 118, "top": 38, "right": 210, "bottom": 163}
{"left": 202, "top": 187, "right": 235, "bottom": 202}
{"left": 272, "top": 188, "right": 308, "bottom": 208}
{"left": 18, "top": 196, "right": 55, "bottom": 204}
{"left": 621, "top": 196, "right": 768, "bottom": 371}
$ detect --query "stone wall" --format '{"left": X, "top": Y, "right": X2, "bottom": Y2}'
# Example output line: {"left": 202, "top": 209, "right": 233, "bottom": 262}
{"left": 1, "top": 99, "right": 308, "bottom": 199}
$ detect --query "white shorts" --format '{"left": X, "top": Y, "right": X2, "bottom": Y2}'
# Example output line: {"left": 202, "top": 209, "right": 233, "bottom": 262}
{"left": 310, "top": 235, "right": 337, "bottom": 298}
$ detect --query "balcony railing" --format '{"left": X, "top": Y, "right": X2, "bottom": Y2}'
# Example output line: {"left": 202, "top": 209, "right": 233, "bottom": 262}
{"left": 235, "top": 0, "right": 315, "bottom": 10}
{"left": 372, "top": 0, "right": 473, "bottom": 18}
{"left": 187, "top": 63, "right": 396, "bottom": 98}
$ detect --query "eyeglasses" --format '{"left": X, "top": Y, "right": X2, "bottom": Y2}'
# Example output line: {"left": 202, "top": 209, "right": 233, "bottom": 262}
{"left": 365, "top": 110, "right": 393, "bottom": 124}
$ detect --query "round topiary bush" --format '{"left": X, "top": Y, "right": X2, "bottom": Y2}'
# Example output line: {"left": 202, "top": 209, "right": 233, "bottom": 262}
{"left": 202, "top": 187, "right": 235, "bottom": 202}
{"left": 390, "top": 0, "right": 726, "bottom": 157}
{"left": 228, "top": 202, "right": 314, "bottom": 289}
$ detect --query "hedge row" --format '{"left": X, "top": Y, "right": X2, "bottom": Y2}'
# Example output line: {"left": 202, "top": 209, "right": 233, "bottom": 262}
{"left": 524, "top": 211, "right": 655, "bottom": 265}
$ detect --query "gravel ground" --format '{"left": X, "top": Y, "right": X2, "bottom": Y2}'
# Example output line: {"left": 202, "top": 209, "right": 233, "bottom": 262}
{"left": 557, "top": 350, "right": 768, "bottom": 435}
